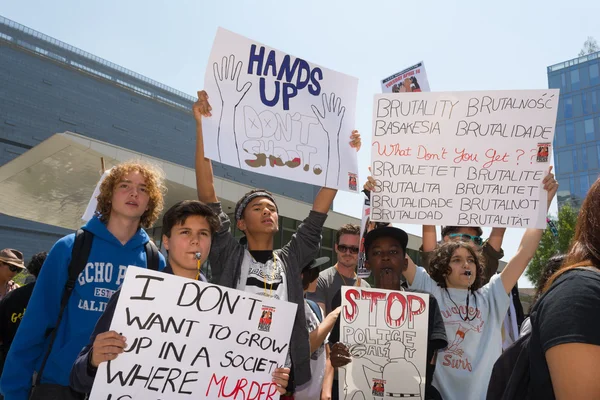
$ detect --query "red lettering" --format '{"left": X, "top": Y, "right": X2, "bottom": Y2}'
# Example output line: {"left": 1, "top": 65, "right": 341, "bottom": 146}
{"left": 361, "top": 290, "right": 387, "bottom": 327}
{"left": 344, "top": 288, "right": 360, "bottom": 323}
{"left": 206, "top": 374, "right": 275, "bottom": 399}
{"left": 453, "top": 148, "right": 479, "bottom": 164}
{"left": 482, "top": 148, "right": 510, "bottom": 169}
{"left": 406, "top": 294, "right": 427, "bottom": 329}
{"left": 385, "top": 292, "right": 407, "bottom": 328}
{"left": 442, "top": 354, "right": 473, "bottom": 371}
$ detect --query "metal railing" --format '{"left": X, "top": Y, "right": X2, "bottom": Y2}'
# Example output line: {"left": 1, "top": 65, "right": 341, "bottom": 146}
{"left": 0, "top": 15, "right": 197, "bottom": 108}
{"left": 548, "top": 50, "right": 600, "bottom": 73}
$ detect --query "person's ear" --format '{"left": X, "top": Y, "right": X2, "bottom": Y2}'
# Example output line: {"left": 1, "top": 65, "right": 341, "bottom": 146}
{"left": 162, "top": 234, "right": 170, "bottom": 251}
{"left": 237, "top": 219, "right": 246, "bottom": 232}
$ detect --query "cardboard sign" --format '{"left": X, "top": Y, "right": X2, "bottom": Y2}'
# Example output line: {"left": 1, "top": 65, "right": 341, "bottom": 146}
{"left": 89, "top": 267, "right": 297, "bottom": 400}
{"left": 370, "top": 89, "right": 559, "bottom": 228}
{"left": 381, "top": 62, "right": 430, "bottom": 94}
{"left": 202, "top": 28, "right": 359, "bottom": 192}
{"left": 339, "top": 287, "right": 429, "bottom": 399}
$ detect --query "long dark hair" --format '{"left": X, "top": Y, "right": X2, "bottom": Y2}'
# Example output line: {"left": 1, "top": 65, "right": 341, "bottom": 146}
{"left": 544, "top": 178, "right": 600, "bottom": 291}
{"left": 429, "top": 241, "right": 486, "bottom": 293}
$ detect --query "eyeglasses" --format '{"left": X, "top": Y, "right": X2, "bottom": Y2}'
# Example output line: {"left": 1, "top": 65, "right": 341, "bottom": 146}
{"left": 448, "top": 233, "right": 483, "bottom": 246}
{"left": 6, "top": 264, "right": 22, "bottom": 273}
{"left": 337, "top": 245, "right": 360, "bottom": 254}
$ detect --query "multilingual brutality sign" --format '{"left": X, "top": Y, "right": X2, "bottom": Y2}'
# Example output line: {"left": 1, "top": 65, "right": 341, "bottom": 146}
{"left": 370, "top": 90, "right": 559, "bottom": 228}
{"left": 89, "top": 267, "right": 297, "bottom": 400}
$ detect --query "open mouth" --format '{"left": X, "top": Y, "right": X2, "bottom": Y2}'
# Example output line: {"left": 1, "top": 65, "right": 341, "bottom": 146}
{"left": 125, "top": 201, "right": 139, "bottom": 207}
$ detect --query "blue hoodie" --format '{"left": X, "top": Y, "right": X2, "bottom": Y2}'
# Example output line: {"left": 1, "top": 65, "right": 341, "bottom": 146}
{"left": 0, "top": 216, "right": 165, "bottom": 400}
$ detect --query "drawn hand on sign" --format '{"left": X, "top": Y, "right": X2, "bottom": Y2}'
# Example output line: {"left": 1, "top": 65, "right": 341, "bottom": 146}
{"left": 213, "top": 55, "right": 252, "bottom": 167}
{"left": 311, "top": 92, "right": 346, "bottom": 187}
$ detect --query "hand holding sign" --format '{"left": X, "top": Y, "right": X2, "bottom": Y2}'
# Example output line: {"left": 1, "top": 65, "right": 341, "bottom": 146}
{"left": 542, "top": 166, "right": 558, "bottom": 209}
{"left": 90, "top": 331, "right": 127, "bottom": 368}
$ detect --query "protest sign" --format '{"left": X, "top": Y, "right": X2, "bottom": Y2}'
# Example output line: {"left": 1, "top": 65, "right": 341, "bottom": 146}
{"left": 202, "top": 27, "right": 359, "bottom": 192}
{"left": 339, "top": 287, "right": 429, "bottom": 399}
{"left": 89, "top": 267, "right": 297, "bottom": 400}
{"left": 370, "top": 89, "right": 559, "bottom": 228}
{"left": 381, "top": 62, "right": 430, "bottom": 94}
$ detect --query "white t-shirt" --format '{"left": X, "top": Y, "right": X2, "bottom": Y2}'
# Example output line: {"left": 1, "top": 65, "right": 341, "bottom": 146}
{"left": 295, "top": 301, "right": 326, "bottom": 400}
{"left": 410, "top": 267, "right": 510, "bottom": 400}
{"left": 237, "top": 250, "right": 288, "bottom": 301}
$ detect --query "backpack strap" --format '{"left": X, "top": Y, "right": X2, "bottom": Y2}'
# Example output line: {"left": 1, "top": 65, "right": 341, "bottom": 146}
{"left": 145, "top": 240, "right": 159, "bottom": 271}
{"left": 35, "top": 229, "right": 93, "bottom": 386}
{"left": 306, "top": 299, "right": 323, "bottom": 323}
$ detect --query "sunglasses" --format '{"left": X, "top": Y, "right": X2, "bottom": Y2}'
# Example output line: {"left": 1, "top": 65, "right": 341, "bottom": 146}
{"left": 337, "top": 244, "right": 360, "bottom": 254}
{"left": 6, "top": 264, "right": 22, "bottom": 273}
{"left": 448, "top": 233, "right": 483, "bottom": 246}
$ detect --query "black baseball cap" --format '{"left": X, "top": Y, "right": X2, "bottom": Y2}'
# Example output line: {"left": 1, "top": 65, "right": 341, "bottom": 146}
{"left": 364, "top": 226, "right": 409, "bottom": 257}
{"left": 302, "top": 257, "right": 330, "bottom": 272}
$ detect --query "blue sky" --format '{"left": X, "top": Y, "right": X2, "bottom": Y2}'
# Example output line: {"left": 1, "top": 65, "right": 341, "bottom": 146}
{"left": 3, "top": 0, "right": 599, "bottom": 287}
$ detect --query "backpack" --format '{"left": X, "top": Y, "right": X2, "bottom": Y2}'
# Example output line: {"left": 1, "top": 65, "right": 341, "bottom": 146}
{"left": 34, "top": 229, "right": 159, "bottom": 388}
{"left": 486, "top": 267, "right": 599, "bottom": 400}
{"left": 306, "top": 299, "right": 323, "bottom": 323}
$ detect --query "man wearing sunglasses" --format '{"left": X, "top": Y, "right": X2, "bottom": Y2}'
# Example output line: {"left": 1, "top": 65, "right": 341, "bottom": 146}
{"left": 308, "top": 224, "right": 371, "bottom": 317}
{"left": 421, "top": 225, "right": 505, "bottom": 286}
{"left": 0, "top": 249, "right": 25, "bottom": 301}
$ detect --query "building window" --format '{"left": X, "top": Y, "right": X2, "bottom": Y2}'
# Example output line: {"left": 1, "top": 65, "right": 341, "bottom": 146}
{"left": 569, "top": 176, "right": 576, "bottom": 197}
{"left": 587, "top": 144, "right": 599, "bottom": 170}
{"left": 580, "top": 174, "right": 590, "bottom": 197}
{"left": 571, "top": 69, "right": 581, "bottom": 91}
{"left": 580, "top": 65, "right": 590, "bottom": 88}
{"left": 585, "top": 119, "right": 595, "bottom": 142}
{"left": 583, "top": 92, "right": 592, "bottom": 115}
{"left": 581, "top": 147, "right": 589, "bottom": 171}
{"left": 591, "top": 63, "right": 600, "bottom": 86}
{"left": 575, "top": 121, "right": 585, "bottom": 143}
{"left": 573, "top": 94, "right": 583, "bottom": 117}
{"left": 573, "top": 150, "right": 579, "bottom": 172}
{"left": 558, "top": 150, "right": 574, "bottom": 174}
{"left": 593, "top": 91, "right": 600, "bottom": 113}
{"left": 554, "top": 124, "right": 566, "bottom": 147}
{"left": 561, "top": 73, "right": 567, "bottom": 91}
{"left": 564, "top": 97, "right": 573, "bottom": 118}
{"left": 549, "top": 73, "right": 562, "bottom": 89}
{"left": 566, "top": 121, "right": 575, "bottom": 145}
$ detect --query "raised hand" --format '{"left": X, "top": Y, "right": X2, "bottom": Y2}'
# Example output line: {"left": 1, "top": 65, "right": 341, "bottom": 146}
{"left": 193, "top": 90, "right": 212, "bottom": 123}
{"left": 311, "top": 92, "right": 346, "bottom": 139}
{"left": 311, "top": 92, "right": 347, "bottom": 187}
{"left": 213, "top": 55, "right": 252, "bottom": 167}
{"left": 213, "top": 55, "right": 252, "bottom": 107}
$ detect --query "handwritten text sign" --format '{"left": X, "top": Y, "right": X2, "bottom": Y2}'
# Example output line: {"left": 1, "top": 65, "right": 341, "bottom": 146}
{"left": 202, "top": 27, "right": 359, "bottom": 192}
{"left": 89, "top": 267, "right": 297, "bottom": 400}
{"left": 339, "top": 287, "right": 429, "bottom": 400}
{"left": 370, "top": 90, "right": 559, "bottom": 228}
{"left": 381, "top": 61, "right": 430, "bottom": 93}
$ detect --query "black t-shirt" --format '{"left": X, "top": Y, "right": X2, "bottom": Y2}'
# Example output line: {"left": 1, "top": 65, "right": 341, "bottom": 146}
{"left": 328, "top": 287, "right": 448, "bottom": 399}
{"left": 0, "top": 283, "right": 36, "bottom": 352}
{"left": 529, "top": 268, "right": 600, "bottom": 399}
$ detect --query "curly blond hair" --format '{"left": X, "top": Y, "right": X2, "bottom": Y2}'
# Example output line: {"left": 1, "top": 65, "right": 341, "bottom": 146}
{"left": 95, "top": 161, "right": 166, "bottom": 228}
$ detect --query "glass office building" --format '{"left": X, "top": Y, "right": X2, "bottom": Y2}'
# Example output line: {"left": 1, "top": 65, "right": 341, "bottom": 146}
{"left": 548, "top": 50, "right": 600, "bottom": 209}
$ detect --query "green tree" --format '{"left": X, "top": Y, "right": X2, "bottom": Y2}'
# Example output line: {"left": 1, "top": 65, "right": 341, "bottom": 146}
{"left": 579, "top": 36, "right": 599, "bottom": 57}
{"left": 526, "top": 204, "right": 577, "bottom": 286}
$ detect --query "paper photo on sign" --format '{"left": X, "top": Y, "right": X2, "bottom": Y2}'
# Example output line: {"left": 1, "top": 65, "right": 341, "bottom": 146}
{"left": 339, "top": 287, "right": 429, "bottom": 400}
{"left": 370, "top": 89, "right": 559, "bottom": 229}
{"left": 381, "top": 62, "right": 430, "bottom": 94}
{"left": 88, "top": 267, "right": 297, "bottom": 400}
{"left": 202, "top": 27, "right": 359, "bottom": 192}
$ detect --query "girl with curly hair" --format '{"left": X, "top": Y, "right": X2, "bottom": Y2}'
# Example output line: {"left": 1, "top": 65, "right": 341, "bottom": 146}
{"left": 403, "top": 169, "right": 558, "bottom": 400}
{"left": 0, "top": 161, "right": 167, "bottom": 399}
